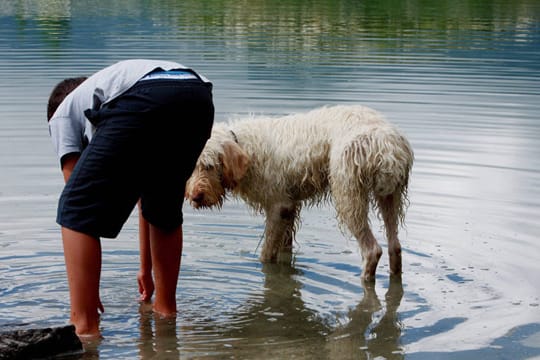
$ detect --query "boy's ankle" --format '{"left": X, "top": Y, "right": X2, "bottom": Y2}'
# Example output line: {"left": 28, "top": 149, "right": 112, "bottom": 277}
{"left": 153, "top": 302, "right": 177, "bottom": 318}
{"left": 71, "top": 316, "right": 100, "bottom": 338}
{"left": 74, "top": 325, "right": 101, "bottom": 340}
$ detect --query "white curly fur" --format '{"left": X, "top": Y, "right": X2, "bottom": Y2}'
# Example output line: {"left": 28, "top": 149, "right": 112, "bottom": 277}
{"left": 185, "top": 105, "right": 414, "bottom": 281}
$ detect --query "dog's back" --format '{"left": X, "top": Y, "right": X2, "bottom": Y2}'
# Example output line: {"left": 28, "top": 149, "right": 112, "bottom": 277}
{"left": 226, "top": 105, "right": 412, "bottom": 209}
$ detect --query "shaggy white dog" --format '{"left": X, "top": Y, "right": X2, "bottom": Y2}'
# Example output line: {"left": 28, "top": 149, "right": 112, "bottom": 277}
{"left": 185, "top": 105, "right": 414, "bottom": 281}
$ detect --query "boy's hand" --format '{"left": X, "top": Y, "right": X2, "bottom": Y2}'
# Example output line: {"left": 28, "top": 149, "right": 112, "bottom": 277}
{"left": 137, "top": 270, "right": 154, "bottom": 302}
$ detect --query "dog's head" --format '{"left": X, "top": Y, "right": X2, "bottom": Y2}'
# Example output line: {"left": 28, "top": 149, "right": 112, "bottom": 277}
{"left": 186, "top": 129, "right": 250, "bottom": 209}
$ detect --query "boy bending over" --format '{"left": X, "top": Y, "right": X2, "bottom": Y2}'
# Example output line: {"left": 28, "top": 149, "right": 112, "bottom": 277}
{"left": 47, "top": 59, "right": 214, "bottom": 337}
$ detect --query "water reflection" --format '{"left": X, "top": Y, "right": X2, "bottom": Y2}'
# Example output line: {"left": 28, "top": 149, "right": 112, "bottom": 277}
{"left": 175, "top": 263, "right": 405, "bottom": 359}
{"left": 221, "top": 263, "right": 330, "bottom": 358}
{"left": 327, "top": 278, "right": 404, "bottom": 360}
{"left": 138, "top": 306, "right": 180, "bottom": 360}
{"left": 3, "top": 0, "right": 538, "bottom": 61}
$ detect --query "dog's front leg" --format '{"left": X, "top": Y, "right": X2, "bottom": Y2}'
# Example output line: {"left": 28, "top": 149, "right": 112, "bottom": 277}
{"left": 260, "top": 203, "right": 300, "bottom": 263}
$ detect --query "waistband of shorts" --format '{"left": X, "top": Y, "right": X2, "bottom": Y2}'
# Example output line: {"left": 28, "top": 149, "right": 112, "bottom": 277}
{"left": 139, "top": 69, "right": 200, "bottom": 81}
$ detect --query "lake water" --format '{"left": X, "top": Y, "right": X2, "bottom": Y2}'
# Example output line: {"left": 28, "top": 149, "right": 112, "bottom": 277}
{"left": 1, "top": 0, "right": 539, "bottom": 359}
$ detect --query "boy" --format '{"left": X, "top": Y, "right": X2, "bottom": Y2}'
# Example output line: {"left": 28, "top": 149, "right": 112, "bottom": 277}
{"left": 47, "top": 59, "right": 214, "bottom": 337}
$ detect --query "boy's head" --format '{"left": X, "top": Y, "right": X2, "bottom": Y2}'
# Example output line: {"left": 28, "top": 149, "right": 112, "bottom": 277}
{"left": 47, "top": 77, "right": 87, "bottom": 121}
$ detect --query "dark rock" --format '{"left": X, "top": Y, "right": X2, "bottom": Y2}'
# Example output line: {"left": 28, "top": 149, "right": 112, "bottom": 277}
{"left": 0, "top": 325, "right": 83, "bottom": 359}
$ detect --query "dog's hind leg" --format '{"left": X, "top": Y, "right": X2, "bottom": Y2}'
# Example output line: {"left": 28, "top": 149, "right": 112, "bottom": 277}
{"left": 356, "top": 225, "right": 383, "bottom": 282}
{"left": 355, "top": 220, "right": 382, "bottom": 283}
{"left": 332, "top": 183, "right": 382, "bottom": 282}
{"left": 376, "top": 192, "right": 402, "bottom": 276}
{"left": 260, "top": 203, "right": 300, "bottom": 263}
{"left": 331, "top": 140, "right": 383, "bottom": 282}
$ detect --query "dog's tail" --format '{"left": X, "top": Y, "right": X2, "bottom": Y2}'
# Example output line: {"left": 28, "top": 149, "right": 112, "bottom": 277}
{"left": 340, "top": 127, "right": 414, "bottom": 222}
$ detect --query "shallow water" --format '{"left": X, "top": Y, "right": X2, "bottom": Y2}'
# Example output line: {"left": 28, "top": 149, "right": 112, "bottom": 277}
{"left": 1, "top": 0, "right": 540, "bottom": 359}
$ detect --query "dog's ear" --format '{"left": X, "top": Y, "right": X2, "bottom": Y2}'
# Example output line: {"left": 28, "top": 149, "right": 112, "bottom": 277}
{"left": 220, "top": 140, "right": 250, "bottom": 189}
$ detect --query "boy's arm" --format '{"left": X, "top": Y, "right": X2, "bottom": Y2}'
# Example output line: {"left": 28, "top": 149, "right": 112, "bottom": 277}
{"left": 137, "top": 201, "right": 154, "bottom": 302}
{"left": 61, "top": 153, "right": 80, "bottom": 183}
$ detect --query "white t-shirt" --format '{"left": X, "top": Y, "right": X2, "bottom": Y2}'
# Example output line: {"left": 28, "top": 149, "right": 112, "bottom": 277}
{"left": 48, "top": 59, "right": 210, "bottom": 163}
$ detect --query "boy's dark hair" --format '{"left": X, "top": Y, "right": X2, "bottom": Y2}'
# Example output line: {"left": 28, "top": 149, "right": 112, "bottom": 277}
{"left": 47, "top": 77, "right": 87, "bottom": 121}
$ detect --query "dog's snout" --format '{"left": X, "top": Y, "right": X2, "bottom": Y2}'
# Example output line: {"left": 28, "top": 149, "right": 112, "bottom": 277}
{"left": 191, "top": 191, "right": 205, "bottom": 204}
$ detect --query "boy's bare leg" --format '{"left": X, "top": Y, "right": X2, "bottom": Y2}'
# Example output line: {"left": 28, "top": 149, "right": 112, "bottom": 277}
{"left": 61, "top": 227, "right": 103, "bottom": 337}
{"left": 149, "top": 224, "right": 183, "bottom": 316}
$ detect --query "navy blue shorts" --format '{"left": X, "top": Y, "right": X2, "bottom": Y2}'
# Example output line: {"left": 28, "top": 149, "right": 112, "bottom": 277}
{"left": 57, "top": 77, "right": 214, "bottom": 238}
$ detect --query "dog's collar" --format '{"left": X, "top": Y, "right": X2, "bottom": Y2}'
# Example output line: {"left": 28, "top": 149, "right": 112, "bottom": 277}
{"left": 230, "top": 130, "right": 239, "bottom": 144}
